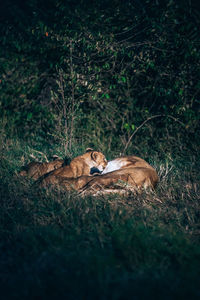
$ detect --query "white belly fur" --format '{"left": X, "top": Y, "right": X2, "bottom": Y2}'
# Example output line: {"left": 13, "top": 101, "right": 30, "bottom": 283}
{"left": 102, "top": 159, "right": 125, "bottom": 174}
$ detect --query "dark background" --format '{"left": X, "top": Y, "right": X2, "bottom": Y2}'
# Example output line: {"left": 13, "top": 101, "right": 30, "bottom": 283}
{"left": 0, "top": 0, "right": 199, "bottom": 155}
{"left": 0, "top": 1, "right": 200, "bottom": 299}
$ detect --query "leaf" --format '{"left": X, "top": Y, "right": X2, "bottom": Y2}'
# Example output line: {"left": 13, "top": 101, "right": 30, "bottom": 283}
{"left": 179, "top": 89, "right": 183, "bottom": 96}
{"left": 124, "top": 123, "right": 129, "bottom": 130}
{"left": 131, "top": 124, "right": 135, "bottom": 131}
{"left": 27, "top": 113, "right": 32, "bottom": 120}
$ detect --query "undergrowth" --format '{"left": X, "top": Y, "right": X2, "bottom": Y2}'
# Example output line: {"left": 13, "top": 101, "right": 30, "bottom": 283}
{"left": 0, "top": 136, "right": 199, "bottom": 300}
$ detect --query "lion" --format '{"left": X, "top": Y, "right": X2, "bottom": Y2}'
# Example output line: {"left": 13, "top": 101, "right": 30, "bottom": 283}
{"left": 39, "top": 149, "right": 107, "bottom": 187}
{"left": 19, "top": 158, "right": 65, "bottom": 180}
{"left": 82, "top": 167, "right": 158, "bottom": 193}
{"left": 40, "top": 167, "right": 158, "bottom": 192}
{"left": 39, "top": 174, "right": 90, "bottom": 190}
{"left": 84, "top": 155, "right": 158, "bottom": 194}
{"left": 102, "top": 155, "right": 155, "bottom": 174}
{"left": 39, "top": 154, "right": 158, "bottom": 194}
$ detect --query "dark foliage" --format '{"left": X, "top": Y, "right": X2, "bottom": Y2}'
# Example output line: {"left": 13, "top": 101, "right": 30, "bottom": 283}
{"left": 0, "top": 0, "right": 199, "bottom": 153}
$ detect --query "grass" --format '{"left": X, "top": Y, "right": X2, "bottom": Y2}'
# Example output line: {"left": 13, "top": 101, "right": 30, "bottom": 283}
{"left": 0, "top": 135, "right": 200, "bottom": 299}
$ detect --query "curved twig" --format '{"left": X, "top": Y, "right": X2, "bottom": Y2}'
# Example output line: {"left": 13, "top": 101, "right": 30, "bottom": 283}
{"left": 122, "top": 114, "right": 185, "bottom": 154}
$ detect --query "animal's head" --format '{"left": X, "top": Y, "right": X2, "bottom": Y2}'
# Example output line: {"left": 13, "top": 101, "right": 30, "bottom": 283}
{"left": 86, "top": 149, "right": 107, "bottom": 172}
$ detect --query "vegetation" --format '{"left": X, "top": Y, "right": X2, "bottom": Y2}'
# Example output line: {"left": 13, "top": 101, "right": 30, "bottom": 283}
{"left": 1, "top": 0, "right": 199, "bottom": 152}
{"left": 0, "top": 134, "right": 199, "bottom": 299}
{"left": 0, "top": 0, "right": 199, "bottom": 299}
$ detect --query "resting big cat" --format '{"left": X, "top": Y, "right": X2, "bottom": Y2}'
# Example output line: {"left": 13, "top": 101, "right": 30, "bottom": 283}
{"left": 39, "top": 155, "right": 158, "bottom": 193}
{"left": 40, "top": 149, "right": 107, "bottom": 187}
{"left": 19, "top": 159, "right": 64, "bottom": 180}
{"left": 84, "top": 167, "right": 158, "bottom": 192}
{"left": 102, "top": 155, "right": 155, "bottom": 174}
{"left": 88, "top": 155, "right": 158, "bottom": 191}
{"left": 40, "top": 167, "right": 158, "bottom": 192}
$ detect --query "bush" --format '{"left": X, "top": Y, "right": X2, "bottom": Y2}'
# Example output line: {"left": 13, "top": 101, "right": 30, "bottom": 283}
{"left": 0, "top": 0, "right": 199, "bottom": 152}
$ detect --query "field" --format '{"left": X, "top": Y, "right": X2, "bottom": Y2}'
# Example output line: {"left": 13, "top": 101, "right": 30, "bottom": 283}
{"left": 0, "top": 134, "right": 199, "bottom": 300}
{"left": 0, "top": 0, "right": 199, "bottom": 298}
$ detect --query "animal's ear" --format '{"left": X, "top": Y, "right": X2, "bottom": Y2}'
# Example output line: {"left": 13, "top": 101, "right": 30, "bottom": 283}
{"left": 85, "top": 148, "right": 93, "bottom": 153}
{"left": 91, "top": 151, "right": 98, "bottom": 161}
{"left": 51, "top": 155, "right": 59, "bottom": 161}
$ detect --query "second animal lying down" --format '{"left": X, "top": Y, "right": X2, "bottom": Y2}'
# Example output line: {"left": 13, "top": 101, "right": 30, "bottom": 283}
{"left": 40, "top": 155, "right": 158, "bottom": 192}
{"left": 42, "top": 167, "right": 158, "bottom": 191}
{"left": 39, "top": 149, "right": 108, "bottom": 186}
{"left": 19, "top": 159, "right": 64, "bottom": 180}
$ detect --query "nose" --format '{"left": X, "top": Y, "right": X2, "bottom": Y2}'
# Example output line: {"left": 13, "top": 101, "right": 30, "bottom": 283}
{"left": 90, "top": 167, "right": 102, "bottom": 175}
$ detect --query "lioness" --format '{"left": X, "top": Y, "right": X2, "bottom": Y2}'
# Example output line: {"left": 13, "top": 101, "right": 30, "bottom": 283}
{"left": 40, "top": 166, "right": 158, "bottom": 192}
{"left": 102, "top": 155, "right": 155, "bottom": 174}
{"left": 19, "top": 159, "right": 64, "bottom": 180}
{"left": 39, "top": 155, "right": 158, "bottom": 194}
{"left": 40, "top": 174, "right": 90, "bottom": 190}
{"left": 83, "top": 167, "right": 158, "bottom": 192}
{"left": 40, "top": 149, "right": 107, "bottom": 186}
{"left": 85, "top": 155, "right": 158, "bottom": 193}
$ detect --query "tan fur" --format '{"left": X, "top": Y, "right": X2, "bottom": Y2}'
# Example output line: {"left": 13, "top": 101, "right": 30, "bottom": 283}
{"left": 40, "top": 174, "right": 91, "bottom": 190}
{"left": 19, "top": 159, "right": 64, "bottom": 180}
{"left": 90, "top": 155, "right": 158, "bottom": 193}
{"left": 120, "top": 156, "right": 155, "bottom": 169}
{"left": 39, "top": 155, "right": 158, "bottom": 194}
{"left": 102, "top": 155, "right": 156, "bottom": 173}
{"left": 40, "top": 150, "right": 107, "bottom": 186}
{"left": 84, "top": 167, "right": 158, "bottom": 192}
{"left": 39, "top": 167, "right": 158, "bottom": 193}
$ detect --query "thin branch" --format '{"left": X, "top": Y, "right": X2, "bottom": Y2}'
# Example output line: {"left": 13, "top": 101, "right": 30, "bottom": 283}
{"left": 122, "top": 114, "right": 185, "bottom": 154}
{"left": 114, "top": 20, "right": 146, "bottom": 36}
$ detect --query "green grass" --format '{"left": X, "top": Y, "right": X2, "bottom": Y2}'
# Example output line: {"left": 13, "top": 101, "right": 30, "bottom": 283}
{"left": 0, "top": 136, "right": 200, "bottom": 299}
